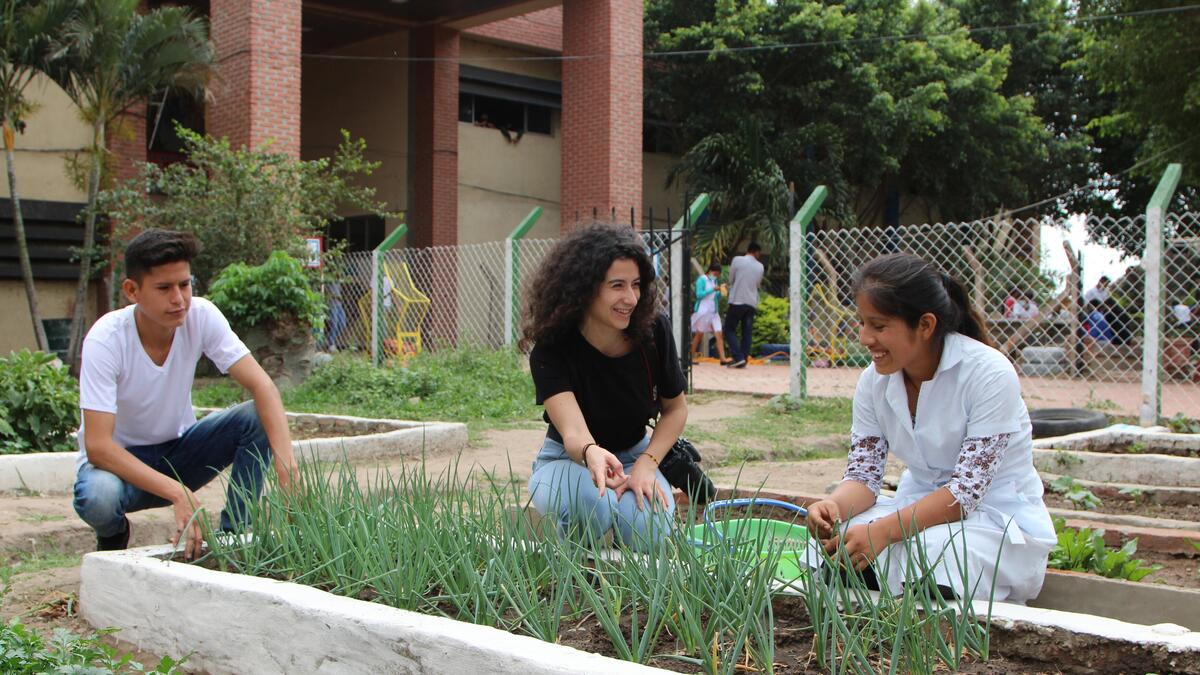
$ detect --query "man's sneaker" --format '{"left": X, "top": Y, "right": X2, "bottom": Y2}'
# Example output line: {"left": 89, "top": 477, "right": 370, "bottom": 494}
{"left": 731, "top": 359, "right": 748, "bottom": 368}
{"left": 96, "top": 517, "right": 131, "bottom": 551}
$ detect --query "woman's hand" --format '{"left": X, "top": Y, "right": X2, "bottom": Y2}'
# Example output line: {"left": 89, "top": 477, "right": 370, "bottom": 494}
{"left": 616, "top": 455, "right": 670, "bottom": 511}
{"left": 584, "top": 445, "right": 626, "bottom": 496}
{"left": 806, "top": 499, "right": 842, "bottom": 543}
{"left": 835, "top": 522, "right": 894, "bottom": 571}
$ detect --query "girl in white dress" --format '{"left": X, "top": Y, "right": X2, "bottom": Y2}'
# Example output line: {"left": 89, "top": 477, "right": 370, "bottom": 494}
{"left": 807, "top": 253, "right": 1055, "bottom": 603}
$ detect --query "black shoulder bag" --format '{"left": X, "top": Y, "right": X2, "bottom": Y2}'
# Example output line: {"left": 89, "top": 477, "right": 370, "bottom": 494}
{"left": 638, "top": 340, "right": 716, "bottom": 505}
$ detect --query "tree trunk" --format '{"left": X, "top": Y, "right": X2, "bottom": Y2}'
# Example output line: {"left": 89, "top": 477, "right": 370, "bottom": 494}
{"left": 66, "top": 118, "right": 106, "bottom": 369}
{"left": 3, "top": 121, "right": 50, "bottom": 352}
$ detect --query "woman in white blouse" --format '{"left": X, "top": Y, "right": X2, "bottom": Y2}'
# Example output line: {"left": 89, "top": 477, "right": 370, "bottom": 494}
{"left": 807, "top": 253, "right": 1055, "bottom": 603}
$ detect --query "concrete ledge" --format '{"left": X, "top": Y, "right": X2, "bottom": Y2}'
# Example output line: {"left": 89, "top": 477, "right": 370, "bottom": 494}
{"left": 80, "top": 546, "right": 664, "bottom": 675}
{"left": 1034, "top": 424, "right": 1200, "bottom": 457}
{"left": 0, "top": 452, "right": 76, "bottom": 494}
{"left": 1034, "top": 569, "right": 1200, "bottom": 631}
{"left": 1033, "top": 448, "right": 1199, "bottom": 487}
{"left": 0, "top": 412, "right": 468, "bottom": 494}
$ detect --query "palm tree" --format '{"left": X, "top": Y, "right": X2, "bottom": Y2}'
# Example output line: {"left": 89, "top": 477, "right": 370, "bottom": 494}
{"left": 44, "top": 0, "right": 211, "bottom": 366}
{"left": 0, "top": 0, "right": 79, "bottom": 352}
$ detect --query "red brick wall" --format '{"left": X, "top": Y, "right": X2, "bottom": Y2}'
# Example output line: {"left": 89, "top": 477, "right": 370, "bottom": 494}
{"left": 208, "top": 0, "right": 301, "bottom": 156}
{"left": 561, "top": 0, "right": 643, "bottom": 230}
{"left": 465, "top": 6, "right": 562, "bottom": 53}
{"left": 410, "top": 26, "right": 460, "bottom": 249}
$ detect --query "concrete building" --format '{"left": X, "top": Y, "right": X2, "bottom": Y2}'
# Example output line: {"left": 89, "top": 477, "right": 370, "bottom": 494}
{"left": 0, "top": 0, "right": 686, "bottom": 354}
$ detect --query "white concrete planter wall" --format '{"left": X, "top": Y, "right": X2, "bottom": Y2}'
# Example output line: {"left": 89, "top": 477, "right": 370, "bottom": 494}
{"left": 82, "top": 546, "right": 1200, "bottom": 674}
{"left": 0, "top": 411, "right": 467, "bottom": 494}
{"left": 1032, "top": 425, "right": 1200, "bottom": 487}
{"left": 81, "top": 546, "right": 663, "bottom": 675}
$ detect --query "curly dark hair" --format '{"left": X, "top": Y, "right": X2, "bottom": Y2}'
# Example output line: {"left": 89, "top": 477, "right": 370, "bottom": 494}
{"left": 519, "top": 222, "right": 658, "bottom": 350}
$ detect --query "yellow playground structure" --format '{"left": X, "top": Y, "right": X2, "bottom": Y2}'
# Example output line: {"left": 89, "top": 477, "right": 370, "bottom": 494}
{"left": 358, "top": 260, "right": 431, "bottom": 358}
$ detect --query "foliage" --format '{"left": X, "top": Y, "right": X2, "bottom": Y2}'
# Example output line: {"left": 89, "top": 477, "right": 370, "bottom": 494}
{"left": 40, "top": 0, "right": 214, "bottom": 365}
{"left": 1049, "top": 517, "right": 1160, "bottom": 582}
{"left": 750, "top": 293, "right": 789, "bottom": 357}
{"left": 194, "top": 349, "right": 540, "bottom": 431}
{"left": 648, "top": 0, "right": 1052, "bottom": 263}
{"left": 1078, "top": 0, "right": 1200, "bottom": 249}
{"left": 0, "top": 614, "right": 183, "bottom": 674}
{"left": 1048, "top": 475, "right": 1102, "bottom": 510}
{"left": 101, "top": 125, "right": 392, "bottom": 290}
{"left": 1165, "top": 413, "right": 1200, "bottom": 434}
{"left": 0, "top": 349, "right": 78, "bottom": 454}
{"left": 207, "top": 251, "right": 326, "bottom": 332}
{"left": 205, "top": 457, "right": 991, "bottom": 674}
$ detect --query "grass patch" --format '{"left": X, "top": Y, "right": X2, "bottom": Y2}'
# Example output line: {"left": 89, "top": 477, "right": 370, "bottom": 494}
{"left": 193, "top": 348, "right": 540, "bottom": 435}
{"left": 16, "top": 514, "right": 66, "bottom": 525}
{"left": 689, "top": 395, "right": 852, "bottom": 466}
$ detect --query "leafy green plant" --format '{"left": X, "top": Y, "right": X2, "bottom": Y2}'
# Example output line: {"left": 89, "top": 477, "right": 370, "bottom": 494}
{"left": 1048, "top": 476, "right": 1103, "bottom": 511}
{"left": 1117, "top": 486, "right": 1146, "bottom": 501}
{"left": 1052, "top": 450, "right": 1083, "bottom": 471}
{"left": 0, "top": 349, "right": 79, "bottom": 454}
{"left": 1048, "top": 518, "right": 1160, "bottom": 582}
{"left": 1165, "top": 413, "right": 1200, "bottom": 434}
{"left": 0, "top": 613, "right": 184, "bottom": 673}
{"left": 1126, "top": 441, "right": 1146, "bottom": 454}
{"left": 208, "top": 251, "right": 325, "bottom": 332}
{"left": 750, "top": 293, "right": 789, "bottom": 358}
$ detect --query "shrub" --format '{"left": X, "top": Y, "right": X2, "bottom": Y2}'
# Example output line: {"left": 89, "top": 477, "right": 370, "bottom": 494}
{"left": 1048, "top": 518, "right": 1160, "bottom": 582}
{"left": 208, "top": 251, "right": 325, "bottom": 333}
{"left": 751, "top": 294, "right": 789, "bottom": 357}
{"left": 0, "top": 350, "right": 78, "bottom": 454}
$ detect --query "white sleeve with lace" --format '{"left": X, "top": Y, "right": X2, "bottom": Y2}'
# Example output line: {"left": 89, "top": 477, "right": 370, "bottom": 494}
{"left": 946, "top": 433, "right": 1011, "bottom": 514}
{"left": 843, "top": 433, "right": 889, "bottom": 494}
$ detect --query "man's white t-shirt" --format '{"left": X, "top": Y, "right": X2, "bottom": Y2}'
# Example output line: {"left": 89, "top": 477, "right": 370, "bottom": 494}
{"left": 77, "top": 297, "right": 250, "bottom": 469}
{"left": 1082, "top": 286, "right": 1109, "bottom": 304}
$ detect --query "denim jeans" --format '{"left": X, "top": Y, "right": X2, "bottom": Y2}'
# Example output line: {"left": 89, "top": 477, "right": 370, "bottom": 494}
{"left": 73, "top": 400, "right": 272, "bottom": 537}
{"left": 724, "top": 303, "right": 757, "bottom": 361}
{"left": 528, "top": 435, "right": 675, "bottom": 551}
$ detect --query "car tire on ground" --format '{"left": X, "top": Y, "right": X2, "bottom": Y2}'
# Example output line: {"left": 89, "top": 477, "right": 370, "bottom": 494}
{"left": 1028, "top": 408, "right": 1108, "bottom": 439}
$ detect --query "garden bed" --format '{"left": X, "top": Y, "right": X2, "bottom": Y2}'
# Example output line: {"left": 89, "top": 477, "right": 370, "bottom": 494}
{"left": 1044, "top": 491, "right": 1200, "bottom": 524}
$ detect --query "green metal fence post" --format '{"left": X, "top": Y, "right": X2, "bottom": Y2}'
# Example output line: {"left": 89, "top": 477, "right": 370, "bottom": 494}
{"left": 1140, "top": 163, "right": 1182, "bottom": 425}
{"left": 790, "top": 186, "right": 828, "bottom": 400}
{"left": 372, "top": 223, "right": 408, "bottom": 366}
{"left": 505, "top": 207, "right": 542, "bottom": 346}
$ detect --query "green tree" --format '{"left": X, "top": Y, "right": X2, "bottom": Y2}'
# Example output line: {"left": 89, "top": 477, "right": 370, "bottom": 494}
{"left": 0, "top": 0, "right": 78, "bottom": 352}
{"left": 647, "top": 0, "right": 1054, "bottom": 264}
{"left": 100, "top": 126, "right": 392, "bottom": 290}
{"left": 1079, "top": 0, "right": 1199, "bottom": 254}
{"left": 42, "top": 0, "right": 212, "bottom": 366}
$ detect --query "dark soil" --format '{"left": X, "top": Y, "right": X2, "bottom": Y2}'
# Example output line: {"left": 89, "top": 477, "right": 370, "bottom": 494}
{"left": 1044, "top": 491, "right": 1200, "bottom": 523}
{"left": 1139, "top": 549, "right": 1200, "bottom": 590}
{"left": 288, "top": 423, "right": 392, "bottom": 440}
{"left": 1088, "top": 443, "right": 1199, "bottom": 458}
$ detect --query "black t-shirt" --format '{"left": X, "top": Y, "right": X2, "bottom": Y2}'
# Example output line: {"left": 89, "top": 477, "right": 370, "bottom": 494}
{"left": 529, "top": 313, "right": 687, "bottom": 451}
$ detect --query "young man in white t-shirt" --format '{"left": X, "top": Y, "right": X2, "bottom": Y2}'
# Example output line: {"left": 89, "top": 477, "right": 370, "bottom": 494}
{"left": 74, "top": 229, "right": 299, "bottom": 560}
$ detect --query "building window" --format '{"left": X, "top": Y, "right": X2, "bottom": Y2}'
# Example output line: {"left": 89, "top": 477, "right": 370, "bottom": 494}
{"left": 147, "top": 90, "right": 204, "bottom": 166}
{"left": 458, "top": 93, "right": 553, "bottom": 136}
{"left": 326, "top": 215, "right": 386, "bottom": 253}
{"left": 458, "top": 66, "right": 560, "bottom": 137}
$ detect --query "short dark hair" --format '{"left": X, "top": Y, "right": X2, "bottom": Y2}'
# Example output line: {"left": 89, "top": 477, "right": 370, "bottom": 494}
{"left": 707, "top": 262, "right": 722, "bottom": 273}
{"left": 746, "top": 241, "right": 762, "bottom": 254}
{"left": 124, "top": 229, "right": 201, "bottom": 281}
{"left": 1098, "top": 276, "right": 1111, "bottom": 285}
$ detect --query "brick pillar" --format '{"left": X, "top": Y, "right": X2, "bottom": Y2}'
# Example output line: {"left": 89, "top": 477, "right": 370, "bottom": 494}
{"left": 561, "top": 0, "right": 643, "bottom": 229}
{"left": 409, "top": 27, "right": 460, "bottom": 346}
{"left": 208, "top": 0, "right": 301, "bottom": 156}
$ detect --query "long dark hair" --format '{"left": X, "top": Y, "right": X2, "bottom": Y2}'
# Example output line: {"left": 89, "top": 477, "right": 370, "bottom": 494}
{"left": 851, "top": 253, "right": 991, "bottom": 347}
{"left": 519, "top": 222, "right": 658, "bottom": 350}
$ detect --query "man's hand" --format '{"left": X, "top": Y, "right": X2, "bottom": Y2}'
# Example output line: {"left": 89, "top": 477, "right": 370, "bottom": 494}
{"left": 584, "top": 445, "right": 626, "bottom": 496}
{"left": 614, "top": 456, "right": 669, "bottom": 511}
{"left": 170, "top": 486, "right": 205, "bottom": 561}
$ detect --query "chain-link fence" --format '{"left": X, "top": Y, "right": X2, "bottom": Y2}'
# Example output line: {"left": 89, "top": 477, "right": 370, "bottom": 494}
{"left": 324, "top": 228, "right": 691, "bottom": 370}
{"left": 789, "top": 213, "right": 1200, "bottom": 418}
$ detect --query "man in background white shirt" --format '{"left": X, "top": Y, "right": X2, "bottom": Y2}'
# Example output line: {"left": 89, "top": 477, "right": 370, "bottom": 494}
{"left": 74, "top": 229, "right": 299, "bottom": 560}
{"left": 1082, "top": 276, "right": 1111, "bottom": 305}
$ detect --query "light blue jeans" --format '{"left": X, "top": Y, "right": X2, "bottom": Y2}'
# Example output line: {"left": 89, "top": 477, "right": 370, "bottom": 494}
{"left": 529, "top": 435, "right": 675, "bottom": 551}
{"left": 73, "top": 401, "right": 271, "bottom": 536}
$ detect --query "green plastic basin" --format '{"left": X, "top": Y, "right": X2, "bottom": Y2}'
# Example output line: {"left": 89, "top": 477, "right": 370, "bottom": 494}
{"left": 689, "top": 518, "right": 810, "bottom": 581}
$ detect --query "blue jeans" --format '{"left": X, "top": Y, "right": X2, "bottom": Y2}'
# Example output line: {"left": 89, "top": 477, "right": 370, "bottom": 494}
{"left": 529, "top": 435, "right": 675, "bottom": 551}
{"left": 73, "top": 401, "right": 272, "bottom": 537}
{"left": 724, "top": 304, "right": 757, "bottom": 361}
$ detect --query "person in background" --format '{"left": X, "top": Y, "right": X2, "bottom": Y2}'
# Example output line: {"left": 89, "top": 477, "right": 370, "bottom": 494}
{"left": 807, "top": 252, "right": 1054, "bottom": 603}
{"left": 1083, "top": 276, "right": 1111, "bottom": 305}
{"left": 723, "top": 242, "right": 764, "bottom": 368}
{"left": 690, "top": 263, "right": 731, "bottom": 364}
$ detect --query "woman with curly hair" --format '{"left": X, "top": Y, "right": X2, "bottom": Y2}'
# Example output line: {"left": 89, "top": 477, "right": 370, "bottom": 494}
{"left": 521, "top": 222, "right": 687, "bottom": 549}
